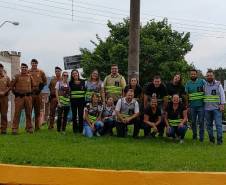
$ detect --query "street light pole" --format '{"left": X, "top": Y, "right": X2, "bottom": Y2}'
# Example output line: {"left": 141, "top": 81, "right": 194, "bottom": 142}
{"left": 128, "top": 0, "right": 140, "bottom": 81}
{"left": 0, "top": 21, "right": 19, "bottom": 28}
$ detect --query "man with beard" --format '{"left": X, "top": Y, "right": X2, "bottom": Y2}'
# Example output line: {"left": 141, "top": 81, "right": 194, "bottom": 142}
{"left": 143, "top": 75, "right": 168, "bottom": 137}
{"left": 115, "top": 89, "right": 140, "bottom": 137}
{"left": 185, "top": 69, "right": 205, "bottom": 142}
{"left": 48, "top": 66, "right": 62, "bottom": 129}
{"left": 204, "top": 70, "right": 225, "bottom": 145}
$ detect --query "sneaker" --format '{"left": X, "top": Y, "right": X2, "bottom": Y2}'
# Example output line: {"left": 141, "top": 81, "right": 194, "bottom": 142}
{"left": 96, "top": 131, "right": 101, "bottom": 137}
{"left": 179, "top": 139, "right": 184, "bottom": 144}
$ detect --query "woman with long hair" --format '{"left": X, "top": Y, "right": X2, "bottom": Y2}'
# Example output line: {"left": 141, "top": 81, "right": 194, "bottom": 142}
{"left": 69, "top": 69, "right": 86, "bottom": 133}
{"left": 83, "top": 93, "right": 104, "bottom": 137}
{"left": 55, "top": 71, "right": 70, "bottom": 134}
{"left": 85, "top": 69, "right": 104, "bottom": 104}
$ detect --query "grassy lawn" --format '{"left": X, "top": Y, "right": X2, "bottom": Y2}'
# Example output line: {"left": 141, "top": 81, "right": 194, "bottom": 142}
{"left": 0, "top": 125, "right": 226, "bottom": 172}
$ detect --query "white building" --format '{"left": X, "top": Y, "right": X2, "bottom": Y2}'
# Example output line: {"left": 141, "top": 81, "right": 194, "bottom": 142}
{"left": 0, "top": 51, "right": 20, "bottom": 122}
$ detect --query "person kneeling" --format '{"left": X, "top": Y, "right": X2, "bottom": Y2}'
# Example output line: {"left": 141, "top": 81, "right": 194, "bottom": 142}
{"left": 102, "top": 97, "right": 116, "bottom": 135}
{"left": 165, "top": 94, "right": 188, "bottom": 143}
{"left": 143, "top": 98, "right": 161, "bottom": 138}
{"left": 83, "top": 93, "right": 104, "bottom": 137}
{"left": 115, "top": 90, "right": 140, "bottom": 138}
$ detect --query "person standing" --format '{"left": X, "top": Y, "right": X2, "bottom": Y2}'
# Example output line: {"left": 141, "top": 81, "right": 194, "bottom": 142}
{"left": 69, "top": 69, "right": 86, "bottom": 133}
{"left": 204, "top": 70, "right": 225, "bottom": 145}
{"left": 124, "top": 76, "right": 142, "bottom": 101}
{"left": 165, "top": 94, "right": 188, "bottom": 144}
{"left": 29, "top": 59, "right": 47, "bottom": 130}
{"left": 48, "top": 66, "right": 62, "bottom": 129}
{"left": 115, "top": 90, "right": 140, "bottom": 137}
{"left": 55, "top": 71, "right": 70, "bottom": 134}
{"left": 166, "top": 73, "right": 187, "bottom": 106}
{"left": 185, "top": 69, "right": 205, "bottom": 142}
{"left": 85, "top": 69, "right": 104, "bottom": 103}
{"left": 11, "top": 63, "right": 34, "bottom": 134}
{"left": 0, "top": 63, "right": 10, "bottom": 134}
{"left": 104, "top": 64, "right": 126, "bottom": 104}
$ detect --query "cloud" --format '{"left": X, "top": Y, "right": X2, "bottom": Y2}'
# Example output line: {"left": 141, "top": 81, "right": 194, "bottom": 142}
{"left": 186, "top": 36, "right": 226, "bottom": 72}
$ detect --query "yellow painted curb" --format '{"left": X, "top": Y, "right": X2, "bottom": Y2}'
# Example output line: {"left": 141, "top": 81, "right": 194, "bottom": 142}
{"left": 0, "top": 164, "right": 226, "bottom": 185}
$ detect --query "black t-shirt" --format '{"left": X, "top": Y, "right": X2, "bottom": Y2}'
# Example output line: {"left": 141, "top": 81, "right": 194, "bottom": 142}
{"left": 144, "top": 106, "right": 161, "bottom": 122}
{"left": 166, "top": 103, "right": 186, "bottom": 120}
{"left": 144, "top": 82, "right": 168, "bottom": 102}
{"left": 166, "top": 82, "right": 185, "bottom": 96}
{"left": 69, "top": 80, "right": 86, "bottom": 100}
{"left": 166, "top": 82, "right": 186, "bottom": 104}
{"left": 124, "top": 84, "right": 142, "bottom": 99}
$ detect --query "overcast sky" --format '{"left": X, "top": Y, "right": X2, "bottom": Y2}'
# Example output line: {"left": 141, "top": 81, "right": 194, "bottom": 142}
{"left": 0, "top": 0, "right": 226, "bottom": 76}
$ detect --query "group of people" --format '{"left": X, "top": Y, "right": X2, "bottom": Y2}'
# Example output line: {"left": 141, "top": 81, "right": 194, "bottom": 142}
{"left": 0, "top": 62, "right": 225, "bottom": 145}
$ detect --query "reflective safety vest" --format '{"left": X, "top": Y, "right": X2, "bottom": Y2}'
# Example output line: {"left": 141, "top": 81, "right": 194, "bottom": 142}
{"left": 189, "top": 92, "right": 204, "bottom": 101}
{"left": 204, "top": 95, "right": 220, "bottom": 103}
{"left": 105, "top": 85, "right": 122, "bottom": 96}
{"left": 168, "top": 119, "right": 182, "bottom": 126}
{"left": 59, "top": 96, "right": 70, "bottom": 106}
{"left": 88, "top": 114, "right": 97, "bottom": 122}
{"left": 85, "top": 91, "right": 100, "bottom": 101}
{"left": 71, "top": 90, "right": 85, "bottom": 99}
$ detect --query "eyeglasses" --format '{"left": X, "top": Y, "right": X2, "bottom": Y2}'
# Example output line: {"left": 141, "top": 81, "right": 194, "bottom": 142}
{"left": 63, "top": 75, "right": 68, "bottom": 77}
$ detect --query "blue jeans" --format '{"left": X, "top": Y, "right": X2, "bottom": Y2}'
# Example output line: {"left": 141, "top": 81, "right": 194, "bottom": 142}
{"left": 205, "top": 109, "right": 223, "bottom": 144}
{"left": 167, "top": 125, "right": 188, "bottom": 139}
{"left": 83, "top": 121, "right": 104, "bottom": 138}
{"left": 190, "top": 106, "right": 205, "bottom": 141}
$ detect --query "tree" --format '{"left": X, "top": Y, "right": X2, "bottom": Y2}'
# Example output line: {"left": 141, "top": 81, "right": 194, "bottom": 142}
{"left": 80, "top": 18, "right": 193, "bottom": 85}
{"left": 213, "top": 67, "right": 226, "bottom": 85}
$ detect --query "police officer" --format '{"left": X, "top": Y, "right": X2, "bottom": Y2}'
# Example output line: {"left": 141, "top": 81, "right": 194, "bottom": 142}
{"left": 29, "top": 59, "right": 47, "bottom": 130}
{"left": 103, "top": 64, "right": 126, "bottom": 104}
{"left": 11, "top": 63, "right": 34, "bottom": 134}
{"left": 48, "top": 66, "right": 62, "bottom": 129}
{"left": 0, "top": 63, "right": 10, "bottom": 134}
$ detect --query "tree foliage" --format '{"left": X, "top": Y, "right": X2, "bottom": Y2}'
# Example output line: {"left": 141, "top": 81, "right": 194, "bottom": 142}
{"left": 80, "top": 18, "right": 193, "bottom": 85}
{"left": 213, "top": 67, "right": 226, "bottom": 85}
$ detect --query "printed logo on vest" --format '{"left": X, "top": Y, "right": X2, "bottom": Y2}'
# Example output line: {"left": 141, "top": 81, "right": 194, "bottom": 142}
{"left": 211, "top": 90, "right": 216, "bottom": 95}
{"left": 115, "top": 81, "right": 119, "bottom": 87}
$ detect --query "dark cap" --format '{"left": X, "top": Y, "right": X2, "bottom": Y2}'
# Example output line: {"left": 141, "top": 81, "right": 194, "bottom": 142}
{"left": 31, "top": 59, "right": 38, "bottom": 64}
{"left": 0, "top": 63, "right": 3, "bottom": 68}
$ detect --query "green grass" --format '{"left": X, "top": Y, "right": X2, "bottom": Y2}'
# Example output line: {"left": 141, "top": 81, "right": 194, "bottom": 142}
{"left": 0, "top": 124, "right": 226, "bottom": 172}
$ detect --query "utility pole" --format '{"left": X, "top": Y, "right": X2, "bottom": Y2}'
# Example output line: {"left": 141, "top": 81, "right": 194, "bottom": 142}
{"left": 128, "top": 0, "right": 140, "bottom": 81}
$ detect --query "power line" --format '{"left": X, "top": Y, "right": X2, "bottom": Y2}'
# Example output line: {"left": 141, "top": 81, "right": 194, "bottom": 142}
{"left": 9, "top": 0, "right": 226, "bottom": 34}
{"left": 15, "top": 0, "right": 71, "bottom": 11}
{"left": 0, "top": 0, "right": 72, "bottom": 16}
{"left": 1, "top": 0, "right": 226, "bottom": 38}
{"left": 75, "top": 0, "right": 226, "bottom": 29}
{"left": 0, "top": 4, "right": 106, "bottom": 25}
